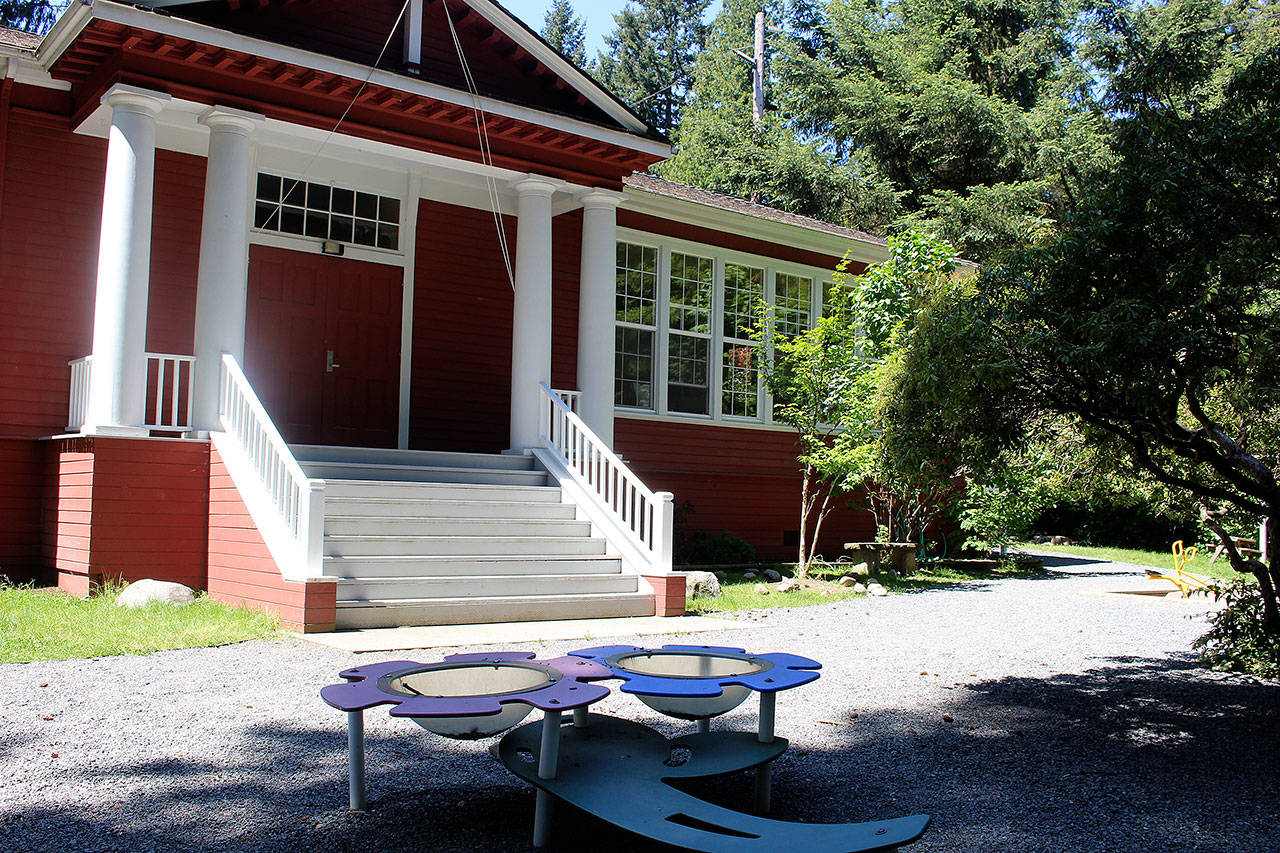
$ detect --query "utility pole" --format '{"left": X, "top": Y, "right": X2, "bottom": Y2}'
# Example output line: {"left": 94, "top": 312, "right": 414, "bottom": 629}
{"left": 733, "top": 11, "right": 767, "bottom": 129}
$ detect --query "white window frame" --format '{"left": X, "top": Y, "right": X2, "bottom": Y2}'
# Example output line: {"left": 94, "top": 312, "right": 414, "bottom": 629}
{"left": 614, "top": 239, "right": 662, "bottom": 414}
{"left": 614, "top": 228, "right": 837, "bottom": 430}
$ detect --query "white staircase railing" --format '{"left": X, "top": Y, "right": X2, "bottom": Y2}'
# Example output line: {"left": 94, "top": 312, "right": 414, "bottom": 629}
{"left": 217, "top": 353, "right": 325, "bottom": 580}
{"left": 537, "top": 383, "right": 673, "bottom": 574}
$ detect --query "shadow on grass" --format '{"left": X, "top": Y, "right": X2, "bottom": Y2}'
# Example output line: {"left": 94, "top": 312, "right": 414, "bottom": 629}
{"left": 2, "top": 657, "right": 1275, "bottom": 853}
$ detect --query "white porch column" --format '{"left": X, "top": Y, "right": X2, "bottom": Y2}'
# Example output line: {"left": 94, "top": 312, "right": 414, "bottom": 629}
{"left": 191, "top": 106, "right": 263, "bottom": 434}
{"left": 508, "top": 177, "right": 557, "bottom": 451}
{"left": 577, "top": 191, "right": 623, "bottom": 448}
{"left": 83, "top": 86, "right": 170, "bottom": 435}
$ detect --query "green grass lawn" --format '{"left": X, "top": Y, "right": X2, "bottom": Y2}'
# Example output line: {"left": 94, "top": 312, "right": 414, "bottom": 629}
{"left": 1027, "top": 543, "right": 1248, "bottom": 581}
{"left": 0, "top": 584, "right": 281, "bottom": 663}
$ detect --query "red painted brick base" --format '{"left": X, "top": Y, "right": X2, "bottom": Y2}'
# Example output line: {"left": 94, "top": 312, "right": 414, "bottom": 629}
{"left": 644, "top": 573, "right": 687, "bottom": 617}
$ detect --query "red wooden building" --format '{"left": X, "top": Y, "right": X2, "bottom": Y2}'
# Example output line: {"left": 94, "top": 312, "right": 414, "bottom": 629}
{"left": 0, "top": 0, "right": 886, "bottom": 631}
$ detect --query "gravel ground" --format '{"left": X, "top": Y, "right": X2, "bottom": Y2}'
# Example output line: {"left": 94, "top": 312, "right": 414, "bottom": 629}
{"left": 2, "top": 553, "right": 1277, "bottom": 853}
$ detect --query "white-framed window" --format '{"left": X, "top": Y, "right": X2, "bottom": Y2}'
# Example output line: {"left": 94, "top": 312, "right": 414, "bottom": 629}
{"left": 614, "top": 241, "right": 659, "bottom": 410}
{"left": 612, "top": 232, "right": 834, "bottom": 427}
{"left": 254, "top": 173, "right": 401, "bottom": 251}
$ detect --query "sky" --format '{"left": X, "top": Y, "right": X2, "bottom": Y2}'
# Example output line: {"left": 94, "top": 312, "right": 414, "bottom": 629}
{"left": 497, "top": 1, "right": 724, "bottom": 59}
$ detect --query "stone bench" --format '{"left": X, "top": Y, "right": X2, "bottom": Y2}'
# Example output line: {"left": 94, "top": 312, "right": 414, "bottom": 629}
{"left": 843, "top": 541, "right": 918, "bottom": 574}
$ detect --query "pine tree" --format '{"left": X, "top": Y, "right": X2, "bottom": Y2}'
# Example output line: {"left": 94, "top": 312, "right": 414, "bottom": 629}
{"left": 540, "top": 0, "right": 588, "bottom": 68}
{"left": 0, "top": 1, "right": 62, "bottom": 33}
{"left": 661, "top": 1, "right": 894, "bottom": 225}
{"left": 597, "top": 0, "right": 711, "bottom": 137}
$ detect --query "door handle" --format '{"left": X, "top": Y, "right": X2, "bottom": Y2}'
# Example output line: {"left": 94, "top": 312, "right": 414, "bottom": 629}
{"left": 326, "top": 350, "right": 341, "bottom": 372}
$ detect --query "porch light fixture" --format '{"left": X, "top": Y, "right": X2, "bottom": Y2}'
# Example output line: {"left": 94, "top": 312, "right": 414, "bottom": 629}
{"left": 321, "top": 240, "right": 345, "bottom": 256}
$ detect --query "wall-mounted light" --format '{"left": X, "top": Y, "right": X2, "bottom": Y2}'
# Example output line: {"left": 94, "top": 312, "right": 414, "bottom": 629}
{"left": 321, "top": 240, "right": 345, "bottom": 256}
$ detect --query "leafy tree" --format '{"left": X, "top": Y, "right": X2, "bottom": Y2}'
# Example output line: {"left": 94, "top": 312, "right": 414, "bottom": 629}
{"left": 597, "top": 0, "right": 710, "bottom": 136}
{"left": 0, "top": 1, "right": 62, "bottom": 32}
{"left": 540, "top": 0, "right": 588, "bottom": 68}
{"left": 881, "top": 7, "right": 1280, "bottom": 640}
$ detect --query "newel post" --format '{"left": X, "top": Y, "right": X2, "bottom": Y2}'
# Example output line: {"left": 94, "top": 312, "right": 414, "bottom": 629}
{"left": 302, "top": 479, "right": 327, "bottom": 578}
{"left": 654, "top": 491, "right": 675, "bottom": 572}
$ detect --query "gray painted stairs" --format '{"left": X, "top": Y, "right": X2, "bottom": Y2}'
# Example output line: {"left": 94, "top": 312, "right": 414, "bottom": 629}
{"left": 291, "top": 445, "right": 653, "bottom": 629}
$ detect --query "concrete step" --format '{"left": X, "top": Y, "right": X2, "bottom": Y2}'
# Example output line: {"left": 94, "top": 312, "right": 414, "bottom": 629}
{"left": 324, "top": 516, "right": 593, "bottom": 537}
{"left": 321, "top": 555, "right": 624, "bottom": 579}
{"left": 321, "top": 497, "right": 579, "bottom": 520}
{"left": 301, "top": 460, "right": 549, "bottom": 487}
{"left": 325, "top": 535, "right": 609, "bottom": 558}
{"left": 334, "top": 591, "right": 655, "bottom": 629}
{"left": 335, "top": 572, "right": 638, "bottom": 601}
{"left": 322, "top": 480, "right": 561, "bottom": 502}
{"left": 291, "top": 444, "right": 537, "bottom": 471}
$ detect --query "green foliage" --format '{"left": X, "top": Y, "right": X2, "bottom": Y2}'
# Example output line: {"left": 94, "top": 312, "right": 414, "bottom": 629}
{"left": 880, "top": 13, "right": 1280, "bottom": 638}
{"left": 0, "top": 1, "right": 62, "bottom": 32}
{"left": 675, "top": 529, "right": 757, "bottom": 566}
{"left": 1194, "top": 579, "right": 1280, "bottom": 680}
{"left": 597, "top": 0, "right": 710, "bottom": 136}
{"left": 540, "top": 0, "right": 588, "bottom": 67}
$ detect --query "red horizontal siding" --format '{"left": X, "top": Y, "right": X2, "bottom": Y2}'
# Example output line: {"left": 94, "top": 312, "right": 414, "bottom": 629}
{"left": 146, "top": 148, "right": 206, "bottom": 356}
{"left": 0, "top": 116, "right": 105, "bottom": 438}
{"left": 208, "top": 446, "right": 336, "bottom": 632}
{"left": 409, "top": 199, "right": 515, "bottom": 452}
{"left": 614, "top": 417, "right": 876, "bottom": 562}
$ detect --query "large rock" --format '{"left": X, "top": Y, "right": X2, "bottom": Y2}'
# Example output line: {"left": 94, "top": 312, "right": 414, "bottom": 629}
{"left": 114, "top": 579, "right": 196, "bottom": 609}
{"left": 684, "top": 571, "right": 722, "bottom": 600}
{"left": 866, "top": 582, "right": 889, "bottom": 597}
{"left": 845, "top": 562, "right": 872, "bottom": 577}
{"left": 762, "top": 569, "right": 783, "bottom": 582}
{"left": 838, "top": 575, "right": 858, "bottom": 587}
{"left": 773, "top": 578, "right": 800, "bottom": 593}
{"left": 752, "top": 583, "right": 772, "bottom": 596}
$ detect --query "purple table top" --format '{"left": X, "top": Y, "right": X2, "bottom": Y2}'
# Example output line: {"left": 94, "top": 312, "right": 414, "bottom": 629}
{"left": 569, "top": 644, "right": 821, "bottom": 698}
{"left": 320, "top": 651, "right": 613, "bottom": 718}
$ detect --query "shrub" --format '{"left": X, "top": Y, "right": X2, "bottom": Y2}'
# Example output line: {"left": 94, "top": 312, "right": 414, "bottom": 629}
{"left": 675, "top": 530, "right": 756, "bottom": 566}
{"left": 1193, "top": 579, "right": 1280, "bottom": 680}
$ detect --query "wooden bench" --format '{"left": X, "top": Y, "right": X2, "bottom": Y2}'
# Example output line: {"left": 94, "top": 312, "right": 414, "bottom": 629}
{"left": 844, "top": 541, "right": 919, "bottom": 574}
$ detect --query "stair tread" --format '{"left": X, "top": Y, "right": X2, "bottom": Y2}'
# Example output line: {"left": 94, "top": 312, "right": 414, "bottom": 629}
{"left": 337, "top": 590, "right": 651, "bottom": 607}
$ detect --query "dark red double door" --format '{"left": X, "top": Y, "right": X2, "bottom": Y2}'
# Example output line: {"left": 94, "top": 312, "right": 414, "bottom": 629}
{"left": 244, "top": 245, "right": 402, "bottom": 448}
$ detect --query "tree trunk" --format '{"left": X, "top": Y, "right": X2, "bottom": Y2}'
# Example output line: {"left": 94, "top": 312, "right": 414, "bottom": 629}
{"left": 1260, "top": 512, "right": 1280, "bottom": 637}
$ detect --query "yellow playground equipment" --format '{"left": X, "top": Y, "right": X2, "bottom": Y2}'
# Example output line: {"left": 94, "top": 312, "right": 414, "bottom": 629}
{"left": 1146, "top": 541, "right": 1218, "bottom": 596}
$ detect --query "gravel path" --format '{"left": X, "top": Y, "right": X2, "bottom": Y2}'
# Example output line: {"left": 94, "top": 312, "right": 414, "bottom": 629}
{"left": 2, "top": 554, "right": 1277, "bottom": 853}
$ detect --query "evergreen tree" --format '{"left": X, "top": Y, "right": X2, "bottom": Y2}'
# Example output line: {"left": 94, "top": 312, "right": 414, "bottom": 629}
{"left": 540, "top": 0, "right": 588, "bottom": 68}
{"left": 661, "top": 0, "right": 886, "bottom": 223}
{"left": 0, "top": 1, "right": 62, "bottom": 33}
{"left": 597, "top": 0, "right": 710, "bottom": 136}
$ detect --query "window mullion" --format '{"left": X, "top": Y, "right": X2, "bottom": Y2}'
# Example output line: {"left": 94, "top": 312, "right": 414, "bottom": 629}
{"left": 656, "top": 248, "right": 670, "bottom": 416}
{"left": 711, "top": 257, "right": 724, "bottom": 424}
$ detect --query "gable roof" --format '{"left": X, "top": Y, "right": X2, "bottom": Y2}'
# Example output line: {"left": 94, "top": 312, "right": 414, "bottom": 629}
{"left": 130, "top": 0, "right": 659, "bottom": 138}
{"left": 0, "top": 25, "right": 41, "bottom": 53}
{"left": 624, "top": 173, "right": 888, "bottom": 249}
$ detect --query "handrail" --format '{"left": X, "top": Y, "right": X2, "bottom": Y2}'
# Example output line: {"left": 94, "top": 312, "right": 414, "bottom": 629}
{"left": 67, "top": 356, "right": 92, "bottom": 431}
{"left": 538, "top": 383, "right": 673, "bottom": 573}
{"left": 143, "top": 353, "right": 196, "bottom": 431}
{"left": 217, "top": 353, "right": 325, "bottom": 580}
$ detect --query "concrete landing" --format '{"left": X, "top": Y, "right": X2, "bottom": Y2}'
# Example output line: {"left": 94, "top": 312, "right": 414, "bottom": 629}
{"left": 294, "top": 614, "right": 742, "bottom": 653}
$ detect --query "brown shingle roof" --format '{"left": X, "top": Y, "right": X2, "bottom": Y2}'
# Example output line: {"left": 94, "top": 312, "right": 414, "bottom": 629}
{"left": 0, "top": 25, "right": 41, "bottom": 52}
{"left": 622, "top": 173, "right": 887, "bottom": 248}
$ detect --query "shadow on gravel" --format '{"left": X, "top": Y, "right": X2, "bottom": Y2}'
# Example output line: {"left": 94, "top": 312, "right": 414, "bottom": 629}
{"left": 2, "top": 658, "right": 1275, "bottom": 853}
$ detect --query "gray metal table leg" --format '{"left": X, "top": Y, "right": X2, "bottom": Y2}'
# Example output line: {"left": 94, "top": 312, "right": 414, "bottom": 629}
{"left": 696, "top": 718, "right": 711, "bottom": 734}
{"left": 533, "top": 709, "right": 563, "bottom": 847}
{"left": 347, "top": 710, "right": 366, "bottom": 811}
{"left": 572, "top": 706, "right": 588, "bottom": 728}
{"left": 755, "top": 691, "right": 776, "bottom": 814}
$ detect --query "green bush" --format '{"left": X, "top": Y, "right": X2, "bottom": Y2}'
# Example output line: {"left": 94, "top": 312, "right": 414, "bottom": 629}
{"left": 675, "top": 529, "right": 756, "bottom": 566}
{"left": 1193, "top": 579, "right": 1280, "bottom": 680}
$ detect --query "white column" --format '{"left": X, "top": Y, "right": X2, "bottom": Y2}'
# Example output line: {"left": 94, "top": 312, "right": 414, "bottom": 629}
{"left": 576, "top": 191, "right": 622, "bottom": 448}
{"left": 508, "top": 177, "right": 557, "bottom": 451}
{"left": 191, "top": 106, "right": 262, "bottom": 434}
{"left": 83, "top": 86, "right": 170, "bottom": 435}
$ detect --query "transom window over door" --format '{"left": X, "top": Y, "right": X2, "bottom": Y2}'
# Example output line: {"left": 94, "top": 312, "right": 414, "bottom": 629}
{"left": 722, "top": 263, "right": 763, "bottom": 418}
{"left": 615, "top": 242, "right": 658, "bottom": 409}
{"left": 254, "top": 173, "right": 401, "bottom": 251}
{"left": 668, "top": 252, "right": 713, "bottom": 415}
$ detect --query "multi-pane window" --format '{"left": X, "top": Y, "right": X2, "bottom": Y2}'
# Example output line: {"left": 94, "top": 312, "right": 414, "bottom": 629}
{"left": 722, "top": 263, "right": 764, "bottom": 418}
{"left": 615, "top": 242, "right": 659, "bottom": 409}
{"left": 668, "top": 252, "right": 713, "bottom": 415}
{"left": 254, "top": 173, "right": 401, "bottom": 250}
{"left": 774, "top": 272, "right": 812, "bottom": 337}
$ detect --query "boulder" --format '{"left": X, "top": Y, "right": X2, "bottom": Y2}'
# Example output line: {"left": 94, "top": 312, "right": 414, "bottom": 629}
{"left": 773, "top": 578, "right": 800, "bottom": 593}
{"left": 114, "top": 579, "right": 196, "bottom": 609}
{"left": 763, "top": 569, "right": 782, "bottom": 582}
{"left": 1050, "top": 535, "right": 1072, "bottom": 546}
{"left": 866, "top": 582, "right": 889, "bottom": 597}
{"left": 853, "top": 582, "right": 868, "bottom": 594}
{"left": 684, "top": 571, "right": 722, "bottom": 600}
{"left": 752, "top": 583, "right": 772, "bottom": 596}
{"left": 846, "top": 562, "right": 872, "bottom": 577}
{"left": 837, "top": 575, "right": 858, "bottom": 587}
{"left": 743, "top": 571, "right": 758, "bottom": 580}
